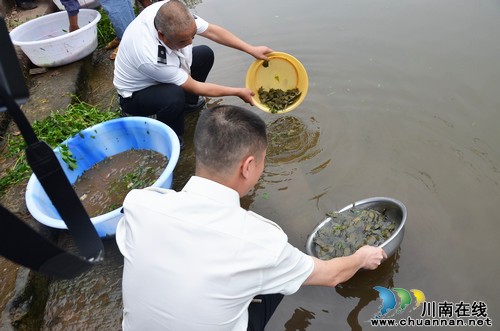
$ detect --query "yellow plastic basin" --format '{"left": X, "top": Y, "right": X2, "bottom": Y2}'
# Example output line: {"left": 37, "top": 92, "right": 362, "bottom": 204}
{"left": 245, "top": 52, "right": 308, "bottom": 113}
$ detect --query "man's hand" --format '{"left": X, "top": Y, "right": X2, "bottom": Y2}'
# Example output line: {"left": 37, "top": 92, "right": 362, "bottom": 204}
{"left": 249, "top": 46, "right": 274, "bottom": 61}
{"left": 237, "top": 88, "right": 255, "bottom": 105}
{"left": 304, "top": 245, "right": 387, "bottom": 287}
{"left": 354, "top": 245, "right": 387, "bottom": 270}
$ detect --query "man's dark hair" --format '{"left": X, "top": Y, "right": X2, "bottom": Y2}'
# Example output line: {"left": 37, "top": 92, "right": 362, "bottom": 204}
{"left": 154, "top": 0, "right": 193, "bottom": 38}
{"left": 194, "top": 105, "right": 267, "bottom": 173}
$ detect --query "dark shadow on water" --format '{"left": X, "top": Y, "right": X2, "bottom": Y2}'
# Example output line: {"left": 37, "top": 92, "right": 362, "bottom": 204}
{"left": 276, "top": 250, "right": 400, "bottom": 331}
{"left": 283, "top": 307, "right": 316, "bottom": 331}
{"left": 335, "top": 249, "right": 400, "bottom": 331}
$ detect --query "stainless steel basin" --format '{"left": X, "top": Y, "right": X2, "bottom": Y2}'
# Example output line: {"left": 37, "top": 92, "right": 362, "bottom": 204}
{"left": 305, "top": 197, "right": 407, "bottom": 260}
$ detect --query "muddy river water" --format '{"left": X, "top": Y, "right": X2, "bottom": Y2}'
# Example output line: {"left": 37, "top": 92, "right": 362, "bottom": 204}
{"left": 192, "top": 0, "right": 500, "bottom": 329}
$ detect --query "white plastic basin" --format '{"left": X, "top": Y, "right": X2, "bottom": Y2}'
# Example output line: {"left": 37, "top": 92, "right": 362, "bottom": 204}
{"left": 25, "top": 117, "right": 181, "bottom": 237}
{"left": 9, "top": 9, "right": 101, "bottom": 67}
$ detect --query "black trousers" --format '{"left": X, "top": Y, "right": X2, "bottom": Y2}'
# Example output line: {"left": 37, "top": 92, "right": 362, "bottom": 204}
{"left": 247, "top": 294, "right": 284, "bottom": 331}
{"left": 119, "top": 45, "right": 214, "bottom": 136}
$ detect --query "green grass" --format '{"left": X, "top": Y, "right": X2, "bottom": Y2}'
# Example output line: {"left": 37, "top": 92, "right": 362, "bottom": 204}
{"left": 0, "top": 99, "right": 120, "bottom": 195}
{"left": 96, "top": 4, "right": 149, "bottom": 48}
{"left": 96, "top": 8, "right": 116, "bottom": 48}
{"left": 97, "top": 5, "right": 145, "bottom": 48}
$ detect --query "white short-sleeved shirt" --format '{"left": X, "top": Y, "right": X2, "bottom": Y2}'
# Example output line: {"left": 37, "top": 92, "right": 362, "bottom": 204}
{"left": 116, "top": 176, "right": 314, "bottom": 331}
{"left": 113, "top": 1, "right": 209, "bottom": 98}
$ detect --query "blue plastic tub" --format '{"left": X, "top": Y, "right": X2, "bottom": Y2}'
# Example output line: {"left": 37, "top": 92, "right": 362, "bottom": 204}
{"left": 25, "top": 117, "right": 180, "bottom": 237}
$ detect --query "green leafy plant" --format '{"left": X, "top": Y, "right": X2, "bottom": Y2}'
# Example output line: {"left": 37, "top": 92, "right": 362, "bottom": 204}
{"left": 59, "top": 143, "right": 78, "bottom": 170}
{"left": 96, "top": 5, "right": 145, "bottom": 48}
{"left": 96, "top": 8, "right": 116, "bottom": 48}
{"left": 0, "top": 99, "right": 120, "bottom": 195}
{"left": 123, "top": 166, "right": 157, "bottom": 190}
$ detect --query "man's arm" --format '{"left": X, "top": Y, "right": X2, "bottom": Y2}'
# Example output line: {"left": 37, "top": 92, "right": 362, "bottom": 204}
{"left": 199, "top": 24, "right": 273, "bottom": 60}
{"left": 303, "top": 245, "right": 387, "bottom": 287}
{"left": 138, "top": 62, "right": 255, "bottom": 104}
{"left": 181, "top": 76, "right": 255, "bottom": 105}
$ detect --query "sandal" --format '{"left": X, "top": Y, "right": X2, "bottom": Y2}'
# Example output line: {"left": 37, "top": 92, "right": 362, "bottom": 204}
{"left": 105, "top": 37, "right": 120, "bottom": 50}
{"left": 109, "top": 46, "right": 119, "bottom": 60}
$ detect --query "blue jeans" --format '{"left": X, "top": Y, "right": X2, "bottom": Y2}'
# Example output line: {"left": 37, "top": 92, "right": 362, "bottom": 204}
{"left": 99, "top": 0, "right": 135, "bottom": 40}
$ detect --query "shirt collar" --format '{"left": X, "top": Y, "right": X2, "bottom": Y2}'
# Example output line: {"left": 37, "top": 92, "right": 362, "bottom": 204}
{"left": 182, "top": 176, "right": 241, "bottom": 207}
{"left": 156, "top": 35, "right": 174, "bottom": 55}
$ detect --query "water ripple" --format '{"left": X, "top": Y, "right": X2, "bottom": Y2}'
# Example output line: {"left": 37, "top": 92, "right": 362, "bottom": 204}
{"left": 266, "top": 115, "right": 320, "bottom": 165}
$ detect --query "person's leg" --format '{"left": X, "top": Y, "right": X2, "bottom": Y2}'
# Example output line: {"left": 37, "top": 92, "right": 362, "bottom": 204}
{"left": 185, "top": 45, "right": 214, "bottom": 105}
{"left": 247, "top": 294, "right": 284, "bottom": 331}
{"left": 119, "top": 84, "right": 186, "bottom": 136}
{"left": 99, "top": 0, "right": 135, "bottom": 40}
{"left": 138, "top": 0, "right": 152, "bottom": 8}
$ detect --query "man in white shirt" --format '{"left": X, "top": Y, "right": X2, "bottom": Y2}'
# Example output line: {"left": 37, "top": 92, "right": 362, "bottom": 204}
{"left": 114, "top": 0, "right": 272, "bottom": 146}
{"left": 116, "top": 105, "right": 387, "bottom": 330}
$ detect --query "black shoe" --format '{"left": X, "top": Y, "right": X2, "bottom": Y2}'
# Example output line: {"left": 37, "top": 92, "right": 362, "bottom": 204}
{"left": 16, "top": 0, "right": 37, "bottom": 9}
{"left": 184, "top": 97, "right": 206, "bottom": 113}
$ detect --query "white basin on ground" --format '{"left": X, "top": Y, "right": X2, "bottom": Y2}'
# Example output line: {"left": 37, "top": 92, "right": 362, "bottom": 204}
{"left": 9, "top": 9, "right": 101, "bottom": 67}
